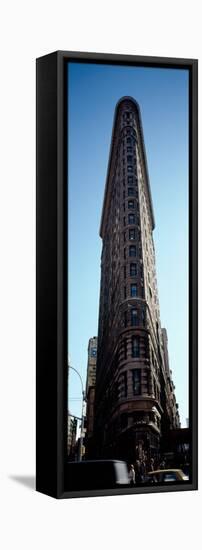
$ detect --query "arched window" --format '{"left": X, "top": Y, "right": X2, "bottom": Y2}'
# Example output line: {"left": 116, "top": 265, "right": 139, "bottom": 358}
{"left": 129, "top": 228, "right": 135, "bottom": 240}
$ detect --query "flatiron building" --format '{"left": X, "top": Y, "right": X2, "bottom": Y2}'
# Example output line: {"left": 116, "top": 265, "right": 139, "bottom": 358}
{"left": 93, "top": 96, "right": 180, "bottom": 462}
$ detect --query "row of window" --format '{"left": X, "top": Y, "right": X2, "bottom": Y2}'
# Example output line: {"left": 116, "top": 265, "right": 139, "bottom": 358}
{"left": 121, "top": 127, "right": 137, "bottom": 139}
{"left": 124, "top": 283, "right": 144, "bottom": 299}
{"left": 119, "top": 368, "right": 141, "bottom": 397}
{"left": 123, "top": 245, "right": 139, "bottom": 258}
{"left": 123, "top": 187, "right": 138, "bottom": 198}
{"left": 122, "top": 200, "right": 138, "bottom": 215}
{"left": 123, "top": 213, "right": 139, "bottom": 225}
{"left": 120, "top": 412, "right": 160, "bottom": 430}
{"left": 122, "top": 175, "right": 138, "bottom": 188}
{"left": 126, "top": 200, "right": 135, "bottom": 209}
{"left": 127, "top": 165, "right": 135, "bottom": 173}
{"left": 124, "top": 309, "right": 145, "bottom": 329}
{"left": 122, "top": 154, "right": 136, "bottom": 164}
{"left": 126, "top": 135, "right": 136, "bottom": 144}
{"left": 123, "top": 228, "right": 137, "bottom": 241}
{"left": 121, "top": 335, "right": 146, "bottom": 363}
{"left": 118, "top": 165, "right": 137, "bottom": 179}
{"left": 122, "top": 120, "right": 137, "bottom": 134}
{"left": 123, "top": 262, "right": 143, "bottom": 278}
{"left": 123, "top": 111, "right": 133, "bottom": 120}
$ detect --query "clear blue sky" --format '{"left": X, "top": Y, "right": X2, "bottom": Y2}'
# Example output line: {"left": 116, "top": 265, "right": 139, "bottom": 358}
{"left": 68, "top": 62, "right": 189, "bottom": 428}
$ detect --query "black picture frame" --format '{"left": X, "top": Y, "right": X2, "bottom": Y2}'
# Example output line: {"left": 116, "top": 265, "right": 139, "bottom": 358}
{"left": 36, "top": 50, "right": 198, "bottom": 499}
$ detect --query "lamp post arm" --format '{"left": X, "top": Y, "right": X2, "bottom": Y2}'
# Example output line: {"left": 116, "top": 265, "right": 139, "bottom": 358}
{"left": 68, "top": 364, "right": 85, "bottom": 398}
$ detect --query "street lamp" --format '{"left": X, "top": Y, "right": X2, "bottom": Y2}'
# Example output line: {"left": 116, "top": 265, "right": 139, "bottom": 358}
{"left": 68, "top": 364, "right": 86, "bottom": 462}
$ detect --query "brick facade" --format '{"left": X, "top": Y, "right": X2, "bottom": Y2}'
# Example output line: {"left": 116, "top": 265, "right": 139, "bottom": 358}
{"left": 92, "top": 97, "right": 180, "bottom": 463}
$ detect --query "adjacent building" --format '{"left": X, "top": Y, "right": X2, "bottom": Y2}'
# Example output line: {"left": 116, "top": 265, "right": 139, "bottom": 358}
{"left": 86, "top": 337, "right": 97, "bottom": 395}
{"left": 93, "top": 96, "right": 180, "bottom": 463}
{"left": 67, "top": 413, "right": 77, "bottom": 459}
{"left": 85, "top": 337, "right": 98, "bottom": 457}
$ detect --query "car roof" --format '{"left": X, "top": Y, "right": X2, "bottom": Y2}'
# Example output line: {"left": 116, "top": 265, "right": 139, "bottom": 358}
{"left": 148, "top": 469, "right": 182, "bottom": 474}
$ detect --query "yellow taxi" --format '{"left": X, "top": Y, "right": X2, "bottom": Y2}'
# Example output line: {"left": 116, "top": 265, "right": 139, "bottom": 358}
{"left": 147, "top": 469, "right": 189, "bottom": 483}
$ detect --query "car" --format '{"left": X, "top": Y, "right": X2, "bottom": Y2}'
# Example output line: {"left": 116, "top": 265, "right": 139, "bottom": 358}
{"left": 146, "top": 468, "right": 189, "bottom": 483}
{"left": 65, "top": 459, "right": 130, "bottom": 491}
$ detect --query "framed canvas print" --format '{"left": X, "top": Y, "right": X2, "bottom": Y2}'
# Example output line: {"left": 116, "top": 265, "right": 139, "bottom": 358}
{"left": 36, "top": 51, "right": 198, "bottom": 498}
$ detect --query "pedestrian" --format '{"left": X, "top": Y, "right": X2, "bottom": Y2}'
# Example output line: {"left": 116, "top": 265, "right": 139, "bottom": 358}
{"left": 149, "top": 457, "right": 155, "bottom": 472}
{"left": 135, "top": 460, "right": 142, "bottom": 484}
{"left": 160, "top": 458, "right": 166, "bottom": 469}
{"left": 140, "top": 459, "right": 146, "bottom": 482}
{"left": 128, "top": 464, "right": 136, "bottom": 486}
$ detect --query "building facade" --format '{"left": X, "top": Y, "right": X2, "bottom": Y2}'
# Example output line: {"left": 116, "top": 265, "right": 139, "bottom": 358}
{"left": 86, "top": 337, "right": 97, "bottom": 395}
{"left": 67, "top": 413, "right": 77, "bottom": 459}
{"left": 85, "top": 337, "right": 98, "bottom": 456}
{"left": 93, "top": 96, "right": 180, "bottom": 463}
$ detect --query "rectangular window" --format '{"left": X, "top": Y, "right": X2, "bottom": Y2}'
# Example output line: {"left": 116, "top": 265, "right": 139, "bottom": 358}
{"left": 128, "top": 176, "right": 133, "bottom": 184}
{"left": 129, "top": 245, "right": 136, "bottom": 257}
{"left": 123, "top": 372, "right": 127, "bottom": 397}
{"left": 132, "top": 369, "right": 141, "bottom": 395}
{"left": 124, "top": 265, "right": 126, "bottom": 279}
{"left": 127, "top": 155, "right": 133, "bottom": 163}
{"left": 132, "top": 336, "right": 140, "bottom": 358}
{"left": 145, "top": 369, "right": 149, "bottom": 394}
{"left": 124, "top": 248, "right": 126, "bottom": 259}
{"left": 128, "top": 213, "right": 135, "bottom": 225}
{"left": 128, "top": 187, "right": 135, "bottom": 196}
{"left": 123, "top": 339, "right": 127, "bottom": 360}
{"left": 128, "top": 200, "right": 134, "bottom": 209}
{"left": 131, "top": 308, "right": 139, "bottom": 326}
{"left": 131, "top": 284, "right": 138, "bottom": 297}
{"left": 130, "top": 263, "right": 137, "bottom": 277}
{"left": 124, "top": 286, "right": 127, "bottom": 299}
{"left": 129, "top": 228, "right": 135, "bottom": 240}
{"left": 127, "top": 146, "right": 132, "bottom": 153}
{"left": 127, "top": 137, "right": 131, "bottom": 144}
{"left": 128, "top": 166, "right": 133, "bottom": 173}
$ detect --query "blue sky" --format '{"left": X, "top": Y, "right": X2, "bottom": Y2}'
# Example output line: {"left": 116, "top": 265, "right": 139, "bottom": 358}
{"left": 68, "top": 62, "right": 189, "bottom": 427}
